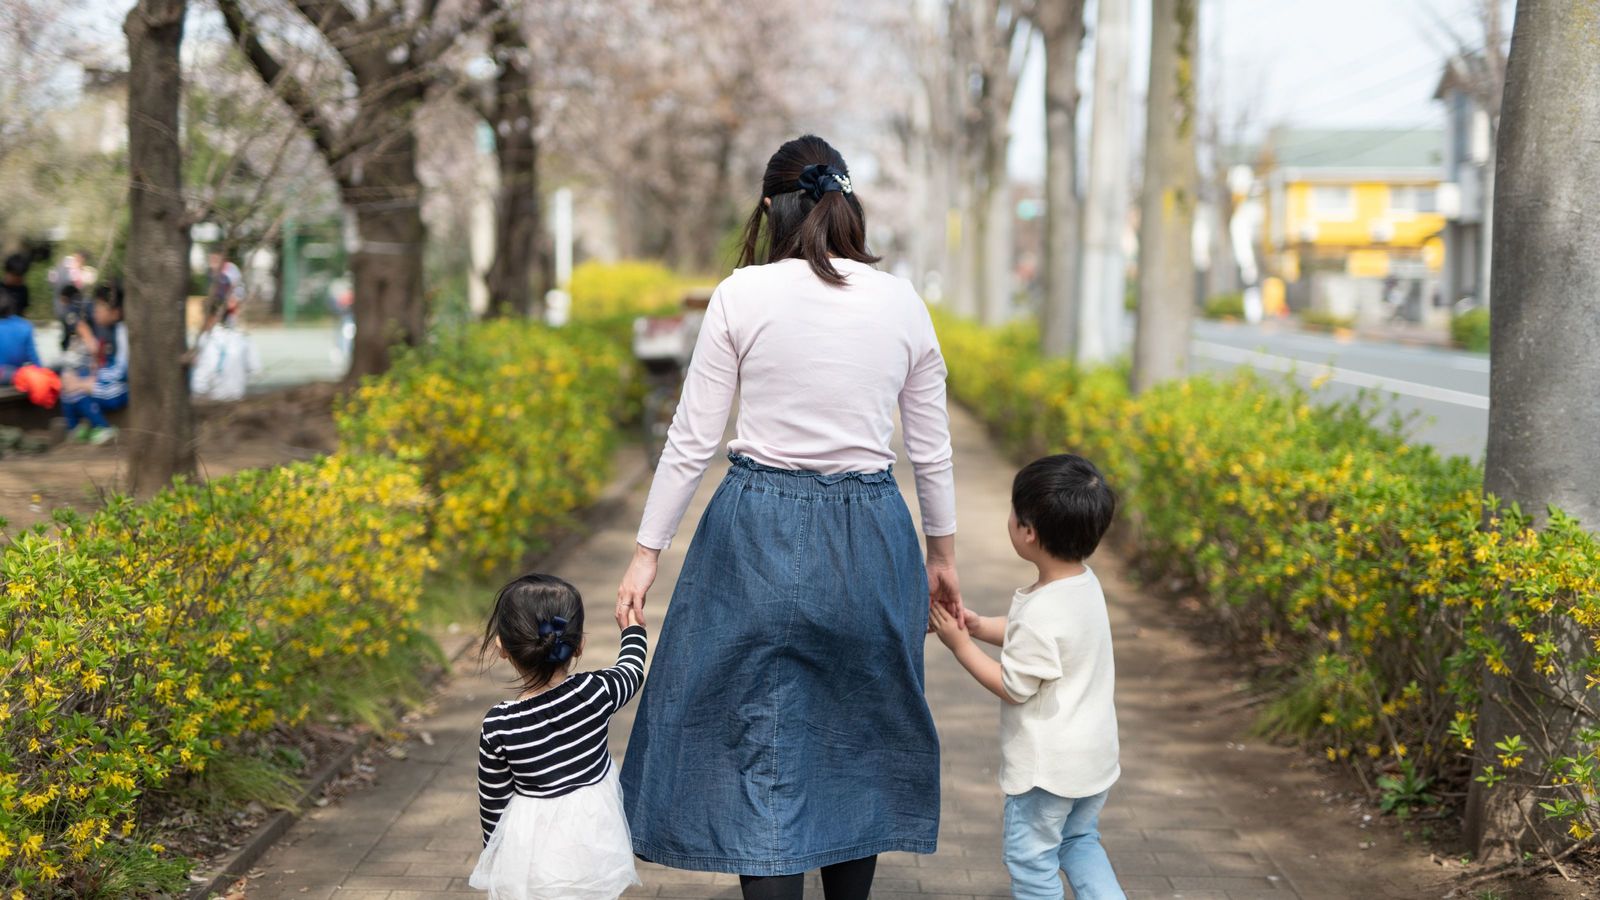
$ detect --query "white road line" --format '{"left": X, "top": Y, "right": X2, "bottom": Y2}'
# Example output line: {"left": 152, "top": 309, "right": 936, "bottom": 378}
{"left": 1191, "top": 340, "right": 1490, "bottom": 410}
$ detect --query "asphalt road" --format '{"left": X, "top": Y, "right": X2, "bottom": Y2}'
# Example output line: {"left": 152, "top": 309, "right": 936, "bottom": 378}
{"left": 1188, "top": 320, "right": 1488, "bottom": 460}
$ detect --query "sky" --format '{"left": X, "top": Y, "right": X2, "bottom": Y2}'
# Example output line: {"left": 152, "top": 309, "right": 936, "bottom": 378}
{"left": 1008, "top": 0, "right": 1510, "bottom": 180}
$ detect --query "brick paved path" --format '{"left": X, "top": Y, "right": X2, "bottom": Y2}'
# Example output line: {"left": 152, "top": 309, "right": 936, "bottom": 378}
{"left": 242, "top": 406, "right": 1422, "bottom": 900}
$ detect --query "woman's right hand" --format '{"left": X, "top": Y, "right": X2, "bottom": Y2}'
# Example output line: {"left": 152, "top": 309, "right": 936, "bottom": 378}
{"left": 925, "top": 533, "right": 964, "bottom": 621}
{"left": 617, "top": 544, "right": 660, "bottom": 628}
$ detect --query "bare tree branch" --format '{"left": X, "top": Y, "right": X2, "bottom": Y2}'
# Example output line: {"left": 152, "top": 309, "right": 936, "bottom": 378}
{"left": 216, "top": 0, "right": 347, "bottom": 167}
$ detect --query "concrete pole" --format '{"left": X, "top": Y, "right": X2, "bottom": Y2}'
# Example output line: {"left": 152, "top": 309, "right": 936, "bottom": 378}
{"left": 1078, "top": 0, "right": 1132, "bottom": 363}
{"left": 553, "top": 186, "right": 573, "bottom": 288}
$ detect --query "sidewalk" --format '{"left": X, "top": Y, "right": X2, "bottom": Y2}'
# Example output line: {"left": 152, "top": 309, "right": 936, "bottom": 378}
{"left": 238, "top": 406, "right": 1435, "bottom": 900}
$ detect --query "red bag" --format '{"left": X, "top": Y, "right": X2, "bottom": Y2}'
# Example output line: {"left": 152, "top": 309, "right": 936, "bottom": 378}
{"left": 13, "top": 364, "right": 61, "bottom": 408}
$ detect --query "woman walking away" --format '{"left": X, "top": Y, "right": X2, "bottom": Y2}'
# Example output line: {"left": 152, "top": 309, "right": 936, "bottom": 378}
{"left": 616, "top": 134, "right": 962, "bottom": 900}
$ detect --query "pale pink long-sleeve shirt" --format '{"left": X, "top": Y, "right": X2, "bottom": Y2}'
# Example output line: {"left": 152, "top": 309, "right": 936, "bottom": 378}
{"left": 635, "top": 258, "right": 956, "bottom": 550}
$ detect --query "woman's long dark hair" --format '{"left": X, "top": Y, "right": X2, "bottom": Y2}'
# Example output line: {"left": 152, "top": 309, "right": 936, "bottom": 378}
{"left": 736, "top": 135, "right": 880, "bottom": 287}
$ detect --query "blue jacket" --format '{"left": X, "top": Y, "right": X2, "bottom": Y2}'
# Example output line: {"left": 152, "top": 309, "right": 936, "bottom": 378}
{"left": 91, "top": 323, "right": 128, "bottom": 401}
{"left": 0, "top": 315, "right": 40, "bottom": 375}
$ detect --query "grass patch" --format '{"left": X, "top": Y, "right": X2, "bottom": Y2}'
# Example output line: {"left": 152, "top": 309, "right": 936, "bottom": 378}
{"left": 181, "top": 751, "right": 304, "bottom": 816}
{"left": 322, "top": 641, "right": 442, "bottom": 730}
{"left": 70, "top": 843, "right": 193, "bottom": 899}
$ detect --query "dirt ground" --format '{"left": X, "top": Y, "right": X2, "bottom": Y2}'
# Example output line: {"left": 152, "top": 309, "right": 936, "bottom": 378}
{"left": 0, "top": 383, "right": 340, "bottom": 532}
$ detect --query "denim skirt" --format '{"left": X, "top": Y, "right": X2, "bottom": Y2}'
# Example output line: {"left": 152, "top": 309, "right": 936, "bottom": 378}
{"left": 621, "top": 454, "right": 940, "bottom": 875}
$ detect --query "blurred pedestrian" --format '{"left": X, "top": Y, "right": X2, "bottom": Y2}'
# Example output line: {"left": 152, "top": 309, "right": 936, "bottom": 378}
{"left": 55, "top": 283, "right": 96, "bottom": 352}
{"left": 60, "top": 289, "right": 127, "bottom": 445}
{"left": 190, "top": 302, "right": 261, "bottom": 402}
{"left": 0, "top": 290, "right": 40, "bottom": 381}
{"left": 50, "top": 251, "right": 86, "bottom": 311}
{"left": 1, "top": 253, "right": 30, "bottom": 317}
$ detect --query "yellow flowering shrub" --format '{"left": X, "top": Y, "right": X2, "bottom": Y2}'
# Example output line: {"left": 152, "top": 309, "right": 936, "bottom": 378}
{"left": 567, "top": 259, "right": 682, "bottom": 321}
{"left": 338, "top": 319, "right": 631, "bottom": 573}
{"left": 0, "top": 456, "right": 433, "bottom": 896}
{"left": 933, "top": 311, "right": 1600, "bottom": 851}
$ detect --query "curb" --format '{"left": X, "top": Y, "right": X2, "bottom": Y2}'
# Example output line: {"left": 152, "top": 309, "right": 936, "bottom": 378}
{"left": 184, "top": 447, "right": 652, "bottom": 899}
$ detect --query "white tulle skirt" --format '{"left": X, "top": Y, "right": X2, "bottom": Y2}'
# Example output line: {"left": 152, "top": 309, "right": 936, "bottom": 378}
{"left": 469, "top": 765, "right": 641, "bottom": 900}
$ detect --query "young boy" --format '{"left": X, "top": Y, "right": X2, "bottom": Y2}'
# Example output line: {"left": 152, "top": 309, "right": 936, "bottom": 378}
{"left": 930, "top": 453, "right": 1123, "bottom": 900}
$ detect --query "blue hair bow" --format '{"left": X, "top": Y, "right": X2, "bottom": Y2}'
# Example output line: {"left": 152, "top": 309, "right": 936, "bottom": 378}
{"left": 539, "top": 616, "right": 574, "bottom": 662}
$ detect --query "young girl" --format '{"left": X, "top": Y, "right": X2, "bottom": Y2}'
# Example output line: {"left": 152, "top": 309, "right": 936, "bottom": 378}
{"left": 471, "top": 573, "right": 647, "bottom": 900}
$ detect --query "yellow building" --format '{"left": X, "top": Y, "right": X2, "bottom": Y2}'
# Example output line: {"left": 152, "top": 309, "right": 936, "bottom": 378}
{"left": 1261, "top": 128, "right": 1447, "bottom": 324}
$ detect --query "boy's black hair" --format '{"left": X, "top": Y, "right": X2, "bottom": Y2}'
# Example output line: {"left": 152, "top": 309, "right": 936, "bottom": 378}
{"left": 60, "top": 283, "right": 80, "bottom": 300}
{"left": 1012, "top": 454, "right": 1116, "bottom": 562}
{"left": 2, "top": 254, "right": 26, "bottom": 277}
{"left": 92, "top": 282, "right": 123, "bottom": 312}
{"left": 480, "top": 573, "right": 585, "bottom": 692}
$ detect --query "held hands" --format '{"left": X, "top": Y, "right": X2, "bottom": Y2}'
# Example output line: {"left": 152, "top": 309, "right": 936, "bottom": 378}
{"left": 616, "top": 544, "right": 659, "bottom": 629}
{"left": 928, "top": 600, "right": 969, "bottom": 650}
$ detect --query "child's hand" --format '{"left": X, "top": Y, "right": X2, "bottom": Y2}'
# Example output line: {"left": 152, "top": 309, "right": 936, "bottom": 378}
{"left": 928, "top": 600, "right": 968, "bottom": 650}
{"left": 623, "top": 604, "right": 645, "bottom": 630}
{"left": 962, "top": 608, "right": 982, "bottom": 632}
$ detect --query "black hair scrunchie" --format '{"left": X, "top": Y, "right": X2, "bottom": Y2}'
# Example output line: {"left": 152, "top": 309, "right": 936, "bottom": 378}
{"left": 796, "top": 164, "right": 853, "bottom": 201}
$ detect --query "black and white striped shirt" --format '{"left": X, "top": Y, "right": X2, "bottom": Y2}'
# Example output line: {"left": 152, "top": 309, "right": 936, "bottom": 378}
{"left": 477, "top": 625, "right": 647, "bottom": 843}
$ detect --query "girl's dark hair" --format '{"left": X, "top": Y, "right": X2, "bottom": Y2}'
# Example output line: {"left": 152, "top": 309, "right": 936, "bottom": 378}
{"left": 480, "top": 573, "right": 585, "bottom": 692}
{"left": 736, "top": 134, "right": 880, "bottom": 287}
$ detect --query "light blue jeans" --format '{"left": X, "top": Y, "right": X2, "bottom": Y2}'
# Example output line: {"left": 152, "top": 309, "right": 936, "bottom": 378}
{"left": 1003, "top": 788, "right": 1125, "bottom": 900}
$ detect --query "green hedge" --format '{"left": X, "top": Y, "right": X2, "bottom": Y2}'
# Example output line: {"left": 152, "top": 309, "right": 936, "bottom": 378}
{"left": 3, "top": 299, "right": 646, "bottom": 895}
{"left": 1452, "top": 307, "right": 1490, "bottom": 352}
{"left": 0, "top": 457, "right": 433, "bottom": 896}
{"left": 934, "top": 310, "right": 1600, "bottom": 849}
{"left": 337, "top": 319, "right": 632, "bottom": 574}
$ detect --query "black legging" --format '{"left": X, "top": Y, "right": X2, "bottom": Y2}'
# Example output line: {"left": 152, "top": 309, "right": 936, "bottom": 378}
{"left": 738, "top": 855, "right": 877, "bottom": 900}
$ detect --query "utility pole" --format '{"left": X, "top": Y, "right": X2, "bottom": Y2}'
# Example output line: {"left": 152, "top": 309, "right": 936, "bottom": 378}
{"left": 1078, "top": 0, "right": 1132, "bottom": 363}
{"left": 1132, "top": 0, "right": 1198, "bottom": 393}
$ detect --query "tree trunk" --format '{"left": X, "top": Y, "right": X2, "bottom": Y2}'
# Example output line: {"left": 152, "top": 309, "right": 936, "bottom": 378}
{"left": 215, "top": 1, "right": 436, "bottom": 383}
{"left": 949, "top": 177, "right": 979, "bottom": 319}
{"left": 485, "top": 30, "right": 543, "bottom": 319}
{"left": 1132, "top": 0, "right": 1198, "bottom": 393}
{"left": 342, "top": 107, "right": 427, "bottom": 383}
{"left": 1078, "top": 0, "right": 1132, "bottom": 363}
{"left": 1466, "top": 0, "right": 1600, "bottom": 861}
{"left": 123, "top": 0, "right": 195, "bottom": 495}
{"left": 347, "top": 196, "right": 426, "bottom": 382}
{"left": 980, "top": 129, "right": 1012, "bottom": 326}
{"left": 1037, "top": 0, "right": 1086, "bottom": 357}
